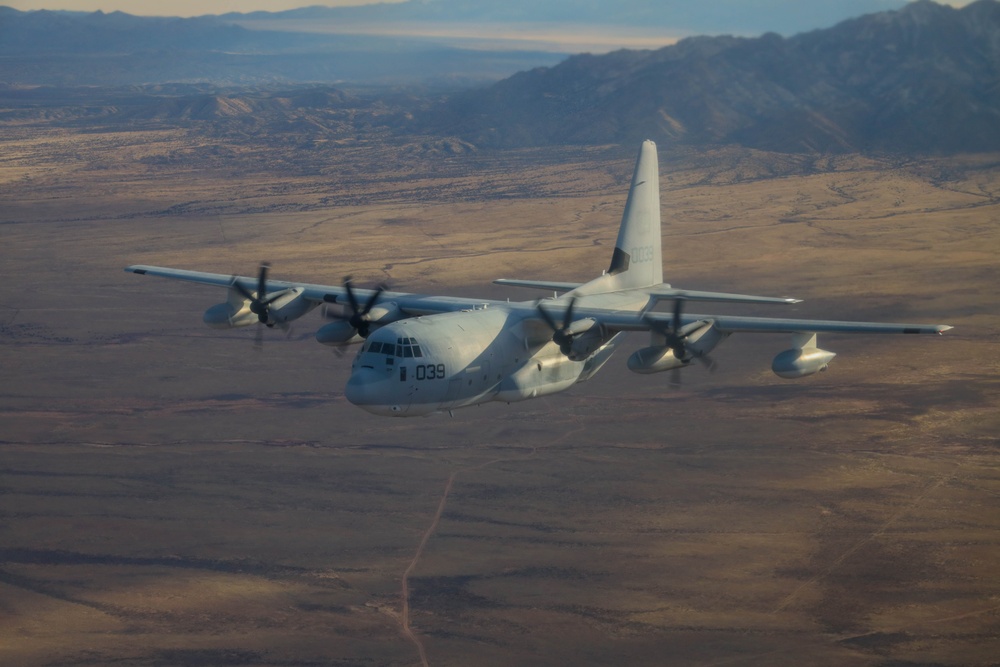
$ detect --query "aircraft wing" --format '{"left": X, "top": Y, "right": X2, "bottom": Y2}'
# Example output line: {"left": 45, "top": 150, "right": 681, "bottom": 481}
{"left": 127, "top": 265, "right": 951, "bottom": 335}
{"left": 507, "top": 300, "right": 952, "bottom": 336}
{"left": 495, "top": 279, "right": 802, "bottom": 306}
{"left": 123, "top": 265, "right": 507, "bottom": 314}
{"left": 699, "top": 314, "right": 951, "bottom": 335}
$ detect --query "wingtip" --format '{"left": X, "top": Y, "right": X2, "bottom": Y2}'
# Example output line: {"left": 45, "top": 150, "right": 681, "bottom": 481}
{"left": 938, "top": 325, "right": 954, "bottom": 334}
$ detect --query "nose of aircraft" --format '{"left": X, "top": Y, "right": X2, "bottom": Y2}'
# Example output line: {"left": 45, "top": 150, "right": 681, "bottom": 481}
{"left": 345, "top": 368, "right": 405, "bottom": 416}
{"left": 345, "top": 368, "right": 380, "bottom": 406}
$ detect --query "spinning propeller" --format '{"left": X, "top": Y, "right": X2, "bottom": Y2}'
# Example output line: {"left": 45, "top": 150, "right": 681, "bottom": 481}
{"left": 644, "top": 298, "right": 716, "bottom": 382}
{"left": 326, "top": 277, "right": 385, "bottom": 338}
{"left": 232, "top": 263, "right": 283, "bottom": 326}
{"left": 537, "top": 297, "right": 579, "bottom": 357}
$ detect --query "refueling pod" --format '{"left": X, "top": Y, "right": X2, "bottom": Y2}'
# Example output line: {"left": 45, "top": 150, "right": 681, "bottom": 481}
{"left": 772, "top": 333, "right": 836, "bottom": 378}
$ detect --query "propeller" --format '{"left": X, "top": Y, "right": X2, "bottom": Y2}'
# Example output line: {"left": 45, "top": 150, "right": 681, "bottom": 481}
{"left": 537, "top": 297, "right": 578, "bottom": 356}
{"left": 329, "top": 277, "right": 385, "bottom": 338}
{"left": 232, "top": 263, "right": 284, "bottom": 326}
{"left": 644, "top": 298, "right": 716, "bottom": 381}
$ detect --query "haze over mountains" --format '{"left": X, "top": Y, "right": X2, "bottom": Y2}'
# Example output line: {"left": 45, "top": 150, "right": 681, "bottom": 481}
{"left": 0, "top": 5, "right": 566, "bottom": 86}
{"left": 2, "top": 0, "right": 999, "bottom": 154}
{"left": 225, "top": 0, "right": 912, "bottom": 37}
{"left": 433, "top": 0, "right": 1000, "bottom": 152}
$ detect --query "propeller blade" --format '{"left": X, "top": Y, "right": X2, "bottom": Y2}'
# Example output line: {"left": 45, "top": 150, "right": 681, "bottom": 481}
{"left": 253, "top": 322, "right": 264, "bottom": 352}
{"left": 645, "top": 301, "right": 720, "bottom": 376}
{"left": 337, "top": 277, "right": 385, "bottom": 338}
{"left": 563, "top": 297, "right": 577, "bottom": 330}
{"left": 361, "top": 285, "right": 386, "bottom": 316}
{"left": 536, "top": 301, "right": 560, "bottom": 332}
{"left": 343, "top": 277, "right": 360, "bottom": 315}
{"left": 257, "top": 263, "right": 270, "bottom": 301}
{"left": 537, "top": 297, "right": 579, "bottom": 356}
{"left": 232, "top": 278, "right": 255, "bottom": 302}
{"left": 231, "top": 263, "right": 276, "bottom": 324}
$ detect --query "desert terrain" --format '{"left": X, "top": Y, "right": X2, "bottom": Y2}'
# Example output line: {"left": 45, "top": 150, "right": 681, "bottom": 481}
{"left": 1, "top": 116, "right": 998, "bottom": 667}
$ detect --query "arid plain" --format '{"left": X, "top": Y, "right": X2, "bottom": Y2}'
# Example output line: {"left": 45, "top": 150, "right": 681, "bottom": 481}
{"left": 2, "top": 119, "right": 999, "bottom": 667}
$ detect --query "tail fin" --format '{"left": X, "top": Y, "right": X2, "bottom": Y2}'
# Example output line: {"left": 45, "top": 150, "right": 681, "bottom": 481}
{"left": 607, "top": 140, "right": 663, "bottom": 289}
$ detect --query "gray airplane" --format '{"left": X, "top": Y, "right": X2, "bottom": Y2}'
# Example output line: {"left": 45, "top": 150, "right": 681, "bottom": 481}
{"left": 126, "top": 140, "right": 951, "bottom": 417}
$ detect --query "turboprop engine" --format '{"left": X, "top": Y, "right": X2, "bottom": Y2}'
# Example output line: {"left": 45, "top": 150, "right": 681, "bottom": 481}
{"left": 316, "top": 279, "right": 401, "bottom": 346}
{"left": 566, "top": 324, "right": 606, "bottom": 361}
{"left": 203, "top": 288, "right": 258, "bottom": 329}
{"left": 627, "top": 345, "right": 687, "bottom": 374}
{"left": 537, "top": 298, "right": 610, "bottom": 362}
{"left": 627, "top": 320, "right": 726, "bottom": 374}
{"left": 315, "top": 303, "right": 401, "bottom": 346}
{"left": 203, "top": 286, "right": 315, "bottom": 329}
{"left": 771, "top": 333, "right": 836, "bottom": 378}
{"left": 628, "top": 297, "right": 728, "bottom": 375}
{"left": 203, "top": 264, "right": 317, "bottom": 329}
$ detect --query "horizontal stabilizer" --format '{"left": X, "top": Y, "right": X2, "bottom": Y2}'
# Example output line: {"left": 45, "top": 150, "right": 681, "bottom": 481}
{"left": 646, "top": 287, "right": 801, "bottom": 306}
{"left": 493, "top": 279, "right": 582, "bottom": 292}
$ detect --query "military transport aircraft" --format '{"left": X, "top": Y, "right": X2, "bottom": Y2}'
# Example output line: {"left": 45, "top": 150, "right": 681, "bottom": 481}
{"left": 126, "top": 140, "right": 951, "bottom": 417}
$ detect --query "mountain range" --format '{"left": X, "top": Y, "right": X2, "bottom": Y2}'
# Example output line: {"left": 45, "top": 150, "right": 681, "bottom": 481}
{"left": 426, "top": 0, "right": 1000, "bottom": 153}
{"left": 2, "top": 1, "right": 998, "bottom": 155}
{"left": 0, "top": 6, "right": 566, "bottom": 86}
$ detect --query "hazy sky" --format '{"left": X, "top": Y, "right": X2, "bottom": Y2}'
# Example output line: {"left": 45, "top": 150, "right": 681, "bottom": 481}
{"left": 4, "top": 0, "right": 403, "bottom": 13}
{"left": 2, "top": 0, "right": 977, "bottom": 18}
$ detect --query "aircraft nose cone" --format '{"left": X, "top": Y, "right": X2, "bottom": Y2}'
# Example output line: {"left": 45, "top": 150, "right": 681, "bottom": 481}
{"left": 345, "top": 369, "right": 380, "bottom": 406}
{"left": 345, "top": 368, "right": 406, "bottom": 416}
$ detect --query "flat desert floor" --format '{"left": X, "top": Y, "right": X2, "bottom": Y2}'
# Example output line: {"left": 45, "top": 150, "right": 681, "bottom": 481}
{"left": 1, "top": 126, "right": 999, "bottom": 666}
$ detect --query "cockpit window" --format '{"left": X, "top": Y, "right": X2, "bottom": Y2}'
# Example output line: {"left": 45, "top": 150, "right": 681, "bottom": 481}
{"left": 397, "top": 336, "right": 423, "bottom": 358}
{"left": 365, "top": 337, "right": 422, "bottom": 358}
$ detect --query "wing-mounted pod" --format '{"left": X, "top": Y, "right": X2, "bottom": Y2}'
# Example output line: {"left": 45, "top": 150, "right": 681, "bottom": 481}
{"left": 772, "top": 333, "right": 836, "bottom": 378}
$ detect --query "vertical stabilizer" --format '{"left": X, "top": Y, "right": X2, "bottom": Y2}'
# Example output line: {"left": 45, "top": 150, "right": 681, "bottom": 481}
{"left": 608, "top": 140, "right": 663, "bottom": 288}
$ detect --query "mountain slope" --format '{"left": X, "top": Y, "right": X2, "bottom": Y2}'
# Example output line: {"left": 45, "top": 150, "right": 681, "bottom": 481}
{"left": 427, "top": 0, "right": 1000, "bottom": 153}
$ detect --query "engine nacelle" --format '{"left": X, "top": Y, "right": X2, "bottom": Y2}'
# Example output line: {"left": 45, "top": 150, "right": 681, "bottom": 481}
{"left": 683, "top": 322, "right": 727, "bottom": 358}
{"left": 627, "top": 346, "right": 687, "bottom": 374}
{"left": 772, "top": 347, "right": 836, "bottom": 379}
{"left": 315, "top": 302, "right": 402, "bottom": 346}
{"left": 267, "top": 288, "right": 316, "bottom": 325}
{"left": 203, "top": 298, "right": 256, "bottom": 329}
{"left": 567, "top": 323, "right": 606, "bottom": 361}
{"left": 315, "top": 320, "right": 364, "bottom": 346}
{"left": 203, "top": 286, "right": 316, "bottom": 329}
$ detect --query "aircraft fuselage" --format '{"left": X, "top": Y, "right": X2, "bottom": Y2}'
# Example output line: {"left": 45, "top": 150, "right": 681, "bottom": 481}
{"left": 344, "top": 305, "right": 619, "bottom": 416}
